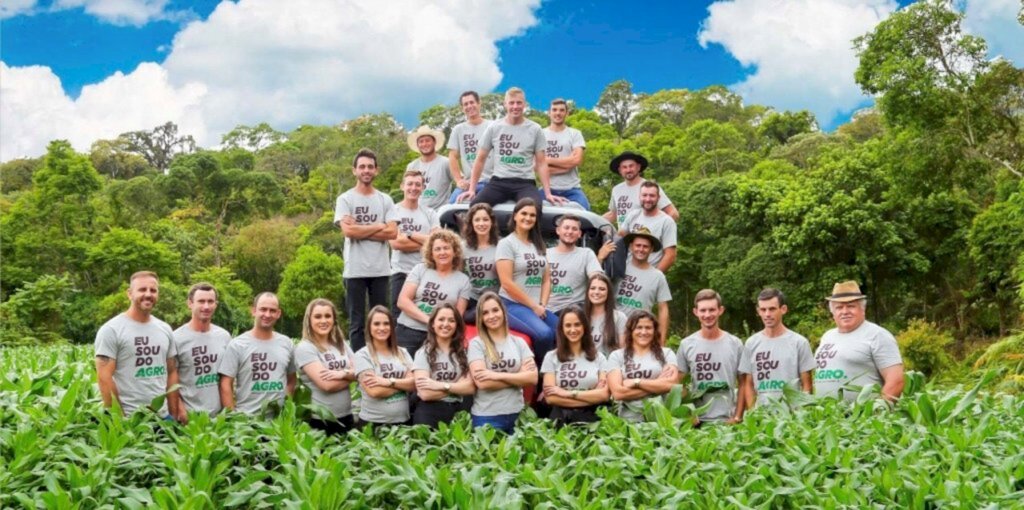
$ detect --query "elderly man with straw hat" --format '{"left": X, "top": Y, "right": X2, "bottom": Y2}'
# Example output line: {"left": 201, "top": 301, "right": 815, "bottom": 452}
{"left": 814, "top": 281, "right": 904, "bottom": 402}
{"left": 406, "top": 125, "right": 452, "bottom": 211}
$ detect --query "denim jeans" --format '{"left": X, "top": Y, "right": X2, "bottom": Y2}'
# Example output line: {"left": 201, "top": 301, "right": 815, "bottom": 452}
{"left": 471, "top": 412, "right": 519, "bottom": 434}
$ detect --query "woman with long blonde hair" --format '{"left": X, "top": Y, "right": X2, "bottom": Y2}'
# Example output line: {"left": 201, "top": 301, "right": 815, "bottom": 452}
{"left": 353, "top": 306, "right": 415, "bottom": 428}
{"left": 467, "top": 292, "right": 536, "bottom": 433}
{"left": 294, "top": 298, "right": 357, "bottom": 433}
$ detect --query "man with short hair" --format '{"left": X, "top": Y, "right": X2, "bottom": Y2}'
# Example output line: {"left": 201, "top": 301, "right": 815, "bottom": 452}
{"left": 95, "top": 271, "right": 176, "bottom": 415}
{"left": 743, "top": 288, "right": 815, "bottom": 406}
{"left": 546, "top": 214, "right": 610, "bottom": 313}
{"left": 543, "top": 99, "right": 588, "bottom": 209}
{"left": 406, "top": 126, "right": 452, "bottom": 210}
{"left": 618, "top": 180, "right": 677, "bottom": 273}
{"left": 335, "top": 148, "right": 398, "bottom": 351}
{"left": 614, "top": 228, "right": 671, "bottom": 344}
{"left": 168, "top": 283, "right": 232, "bottom": 422}
{"left": 389, "top": 169, "right": 440, "bottom": 314}
{"left": 218, "top": 292, "right": 296, "bottom": 416}
{"left": 676, "top": 289, "right": 751, "bottom": 424}
{"left": 448, "top": 90, "right": 495, "bottom": 203}
{"left": 604, "top": 151, "right": 679, "bottom": 225}
{"left": 815, "top": 281, "right": 904, "bottom": 402}
{"left": 459, "top": 87, "right": 567, "bottom": 208}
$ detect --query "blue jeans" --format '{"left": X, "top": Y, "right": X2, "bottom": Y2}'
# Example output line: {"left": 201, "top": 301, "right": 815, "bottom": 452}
{"left": 449, "top": 182, "right": 488, "bottom": 204}
{"left": 472, "top": 412, "right": 519, "bottom": 434}
{"left": 502, "top": 298, "right": 557, "bottom": 371}
{"left": 548, "top": 187, "right": 590, "bottom": 210}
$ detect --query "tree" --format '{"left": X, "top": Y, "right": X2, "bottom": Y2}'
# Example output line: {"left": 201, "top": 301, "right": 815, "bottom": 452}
{"left": 278, "top": 245, "right": 346, "bottom": 320}
{"left": 757, "top": 110, "right": 818, "bottom": 145}
{"left": 120, "top": 122, "right": 197, "bottom": 174}
{"left": 0, "top": 157, "right": 41, "bottom": 193}
{"left": 85, "top": 228, "right": 182, "bottom": 294}
{"left": 855, "top": 0, "right": 1023, "bottom": 178}
{"left": 678, "top": 120, "right": 752, "bottom": 177}
{"left": 227, "top": 217, "right": 302, "bottom": 293}
{"left": 221, "top": 123, "right": 285, "bottom": 152}
{"left": 595, "top": 79, "right": 639, "bottom": 137}
{"left": 967, "top": 181, "right": 1024, "bottom": 334}
{"left": 0, "top": 274, "right": 74, "bottom": 344}
{"left": 90, "top": 138, "right": 153, "bottom": 179}
{"left": 190, "top": 266, "right": 255, "bottom": 334}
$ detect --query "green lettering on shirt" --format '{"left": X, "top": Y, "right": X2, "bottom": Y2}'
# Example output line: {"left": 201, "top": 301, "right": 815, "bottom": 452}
{"left": 196, "top": 373, "right": 219, "bottom": 387}
{"left": 816, "top": 369, "right": 845, "bottom": 380}
{"left": 525, "top": 276, "right": 543, "bottom": 286}
{"left": 758, "top": 380, "right": 787, "bottom": 391}
{"left": 616, "top": 296, "right": 642, "bottom": 309}
{"left": 134, "top": 366, "right": 166, "bottom": 378}
{"left": 251, "top": 381, "right": 285, "bottom": 392}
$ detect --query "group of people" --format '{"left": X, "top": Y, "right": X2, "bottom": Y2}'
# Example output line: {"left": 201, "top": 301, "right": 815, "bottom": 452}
{"left": 93, "top": 86, "right": 906, "bottom": 435}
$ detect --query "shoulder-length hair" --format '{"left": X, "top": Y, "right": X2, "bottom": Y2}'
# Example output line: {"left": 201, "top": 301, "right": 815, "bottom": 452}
{"left": 302, "top": 298, "right": 347, "bottom": 354}
{"left": 463, "top": 203, "right": 500, "bottom": 250}
{"left": 474, "top": 291, "right": 509, "bottom": 364}
{"left": 365, "top": 305, "right": 409, "bottom": 366}
{"left": 623, "top": 310, "right": 666, "bottom": 365}
{"left": 423, "top": 303, "right": 469, "bottom": 375}
{"left": 555, "top": 305, "right": 597, "bottom": 363}
{"left": 507, "top": 198, "right": 545, "bottom": 255}
{"left": 584, "top": 273, "right": 619, "bottom": 354}
{"left": 423, "top": 229, "right": 464, "bottom": 270}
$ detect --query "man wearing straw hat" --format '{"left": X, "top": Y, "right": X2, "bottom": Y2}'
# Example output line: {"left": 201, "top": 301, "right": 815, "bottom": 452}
{"left": 406, "top": 125, "right": 452, "bottom": 211}
{"left": 814, "top": 281, "right": 904, "bottom": 402}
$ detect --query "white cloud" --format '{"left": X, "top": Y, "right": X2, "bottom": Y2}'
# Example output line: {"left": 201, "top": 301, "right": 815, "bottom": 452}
{"left": 0, "top": 0, "right": 37, "bottom": 19}
{"left": 0, "top": 62, "right": 207, "bottom": 160}
{"left": 1, "top": 0, "right": 540, "bottom": 160}
{"left": 962, "top": 0, "right": 1024, "bottom": 64}
{"left": 698, "top": 0, "right": 898, "bottom": 128}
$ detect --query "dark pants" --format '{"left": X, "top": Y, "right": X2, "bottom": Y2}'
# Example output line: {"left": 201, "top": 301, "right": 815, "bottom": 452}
{"left": 413, "top": 398, "right": 472, "bottom": 428}
{"left": 549, "top": 405, "right": 600, "bottom": 426}
{"left": 390, "top": 272, "right": 408, "bottom": 316}
{"left": 603, "top": 237, "right": 629, "bottom": 281}
{"left": 344, "top": 276, "right": 389, "bottom": 352}
{"left": 471, "top": 177, "right": 543, "bottom": 211}
{"left": 308, "top": 414, "right": 354, "bottom": 435}
{"left": 396, "top": 323, "right": 428, "bottom": 354}
{"left": 471, "top": 412, "right": 519, "bottom": 434}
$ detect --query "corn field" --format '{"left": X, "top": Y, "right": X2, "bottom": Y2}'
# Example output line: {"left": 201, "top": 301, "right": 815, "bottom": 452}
{"left": 2, "top": 345, "right": 1023, "bottom": 509}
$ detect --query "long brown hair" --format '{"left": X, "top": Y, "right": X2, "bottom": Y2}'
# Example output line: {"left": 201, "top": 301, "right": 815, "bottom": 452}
{"left": 507, "top": 198, "right": 545, "bottom": 255}
{"left": 301, "top": 298, "right": 347, "bottom": 353}
{"left": 474, "top": 291, "right": 509, "bottom": 364}
{"left": 462, "top": 203, "right": 500, "bottom": 250}
{"left": 585, "top": 273, "right": 618, "bottom": 354}
{"left": 423, "top": 303, "right": 469, "bottom": 375}
{"left": 555, "top": 305, "right": 597, "bottom": 363}
{"left": 365, "top": 305, "right": 409, "bottom": 366}
{"left": 623, "top": 310, "right": 666, "bottom": 365}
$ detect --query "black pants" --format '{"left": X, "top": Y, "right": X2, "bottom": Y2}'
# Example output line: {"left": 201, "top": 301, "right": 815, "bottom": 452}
{"left": 413, "top": 398, "right": 472, "bottom": 428}
{"left": 549, "top": 405, "right": 600, "bottom": 426}
{"left": 344, "top": 276, "right": 389, "bottom": 352}
{"left": 390, "top": 272, "right": 408, "bottom": 316}
{"left": 471, "top": 177, "right": 543, "bottom": 211}
{"left": 308, "top": 414, "right": 354, "bottom": 435}
{"left": 396, "top": 323, "right": 427, "bottom": 354}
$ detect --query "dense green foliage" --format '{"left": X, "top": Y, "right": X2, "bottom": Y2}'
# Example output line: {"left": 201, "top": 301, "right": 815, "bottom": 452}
{"left": 0, "top": 2, "right": 1021, "bottom": 367}
{"left": 2, "top": 345, "right": 1022, "bottom": 508}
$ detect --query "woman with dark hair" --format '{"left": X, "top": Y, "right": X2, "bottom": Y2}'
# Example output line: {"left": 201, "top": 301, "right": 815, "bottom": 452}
{"left": 354, "top": 306, "right": 415, "bottom": 428}
{"left": 606, "top": 310, "right": 678, "bottom": 422}
{"left": 584, "top": 273, "right": 628, "bottom": 357}
{"left": 495, "top": 198, "right": 557, "bottom": 368}
{"left": 467, "top": 292, "right": 536, "bottom": 433}
{"left": 294, "top": 299, "right": 357, "bottom": 434}
{"left": 540, "top": 305, "right": 610, "bottom": 425}
{"left": 412, "top": 304, "right": 475, "bottom": 427}
{"left": 461, "top": 203, "right": 501, "bottom": 322}
{"left": 396, "top": 229, "right": 471, "bottom": 353}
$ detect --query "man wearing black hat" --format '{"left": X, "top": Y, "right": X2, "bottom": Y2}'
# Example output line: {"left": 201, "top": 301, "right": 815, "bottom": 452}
{"left": 814, "top": 281, "right": 904, "bottom": 402}
{"left": 614, "top": 227, "right": 672, "bottom": 344}
{"left": 603, "top": 151, "right": 679, "bottom": 226}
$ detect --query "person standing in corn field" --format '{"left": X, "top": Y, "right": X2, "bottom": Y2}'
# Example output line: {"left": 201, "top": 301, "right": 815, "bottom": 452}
{"left": 676, "top": 289, "right": 752, "bottom": 425}
{"left": 295, "top": 299, "right": 357, "bottom": 434}
{"left": 94, "top": 271, "right": 176, "bottom": 416}
{"left": 606, "top": 310, "right": 678, "bottom": 422}
{"left": 167, "top": 283, "right": 232, "bottom": 422}
{"left": 218, "top": 292, "right": 296, "bottom": 417}
{"left": 742, "top": 288, "right": 815, "bottom": 407}
{"left": 814, "top": 281, "right": 905, "bottom": 402}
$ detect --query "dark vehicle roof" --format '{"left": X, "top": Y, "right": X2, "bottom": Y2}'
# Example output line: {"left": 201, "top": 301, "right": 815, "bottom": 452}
{"left": 437, "top": 202, "right": 614, "bottom": 251}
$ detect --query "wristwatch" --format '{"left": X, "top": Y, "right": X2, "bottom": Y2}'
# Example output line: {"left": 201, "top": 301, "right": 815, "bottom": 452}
{"left": 388, "top": 378, "right": 396, "bottom": 388}
{"left": 571, "top": 389, "right": 581, "bottom": 399}
{"left": 632, "top": 379, "right": 641, "bottom": 389}
{"left": 444, "top": 383, "right": 452, "bottom": 393}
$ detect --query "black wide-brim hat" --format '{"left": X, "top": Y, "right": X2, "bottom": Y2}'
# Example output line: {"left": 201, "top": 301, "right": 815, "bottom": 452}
{"left": 609, "top": 151, "right": 649, "bottom": 176}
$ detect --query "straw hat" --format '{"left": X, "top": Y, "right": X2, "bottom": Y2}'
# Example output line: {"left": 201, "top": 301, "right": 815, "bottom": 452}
{"left": 623, "top": 226, "right": 663, "bottom": 253}
{"left": 407, "top": 126, "right": 445, "bottom": 153}
{"left": 825, "top": 281, "right": 867, "bottom": 302}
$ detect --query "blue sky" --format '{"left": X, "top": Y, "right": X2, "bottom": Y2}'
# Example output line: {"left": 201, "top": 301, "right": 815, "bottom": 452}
{"left": 2, "top": 0, "right": 1021, "bottom": 160}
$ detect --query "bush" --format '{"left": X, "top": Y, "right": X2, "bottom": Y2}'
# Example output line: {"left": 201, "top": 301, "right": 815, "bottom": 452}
{"left": 897, "top": 319, "right": 953, "bottom": 377}
{"left": 0, "top": 274, "right": 74, "bottom": 344}
{"left": 974, "top": 333, "right": 1024, "bottom": 393}
{"left": 278, "top": 245, "right": 345, "bottom": 321}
